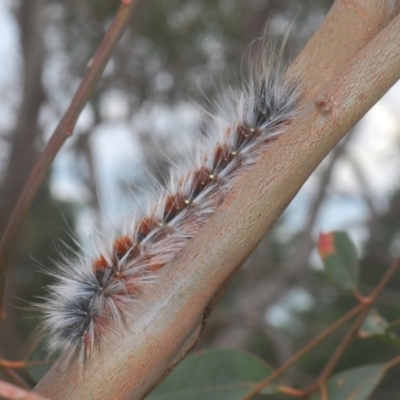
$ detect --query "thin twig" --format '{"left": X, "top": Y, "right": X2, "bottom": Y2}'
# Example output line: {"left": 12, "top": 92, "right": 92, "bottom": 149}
{"left": 244, "top": 255, "right": 400, "bottom": 399}
{"left": 304, "top": 308, "right": 370, "bottom": 396}
{"left": 0, "top": 351, "right": 31, "bottom": 389}
{"left": 3, "top": 368, "right": 31, "bottom": 390}
{"left": 368, "top": 256, "right": 400, "bottom": 302}
{"left": 241, "top": 304, "right": 363, "bottom": 400}
{"left": 0, "top": 380, "right": 48, "bottom": 400}
{"left": 0, "top": 358, "right": 45, "bottom": 389}
{"left": 0, "top": 359, "right": 44, "bottom": 369}
{"left": 319, "top": 381, "right": 328, "bottom": 400}
{"left": 0, "top": 0, "right": 138, "bottom": 312}
{"left": 384, "top": 353, "right": 400, "bottom": 370}
{"left": 304, "top": 255, "right": 400, "bottom": 396}
{"left": 278, "top": 385, "right": 305, "bottom": 397}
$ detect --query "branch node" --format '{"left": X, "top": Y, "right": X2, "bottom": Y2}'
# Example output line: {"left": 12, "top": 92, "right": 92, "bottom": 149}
{"left": 315, "top": 95, "right": 334, "bottom": 117}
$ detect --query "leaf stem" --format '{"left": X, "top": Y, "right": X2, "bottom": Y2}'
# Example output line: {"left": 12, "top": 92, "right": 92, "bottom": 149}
{"left": 384, "top": 353, "right": 400, "bottom": 370}
{"left": 303, "top": 307, "right": 369, "bottom": 396}
{"left": 303, "top": 255, "right": 400, "bottom": 396}
{"left": 278, "top": 385, "right": 305, "bottom": 397}
{"left": 319, "top": 382, "right": 328, "bottom": 400}
{"left": 245, "top": 255, "right": 400, "bottom": 399}
{"left": 241, "top": 304, "right": 363, "bottom": 400}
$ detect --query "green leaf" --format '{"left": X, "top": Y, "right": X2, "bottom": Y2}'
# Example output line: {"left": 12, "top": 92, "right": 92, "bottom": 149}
{"left": 385, "top": 318, "right": 400, "bottom": 334}
{"left": 359, "top": 309, "right": 389, "bottom": 338}
{"left": 310, "top": 364, "right": 386, "bottom": 400}
{"left": 376, "top": 319, "right": 400, "bottom": 350}
{"left": 146, "top": 349, "right": 278, "bottom": 399}
{"left": 380, "top": 333, "right": 400, "bottom": 351}
{"left": 318, "top": 231, "right": 359, "bottom": 291}
{"left": 26, "top": 341, "right": 53, "bottom": 383}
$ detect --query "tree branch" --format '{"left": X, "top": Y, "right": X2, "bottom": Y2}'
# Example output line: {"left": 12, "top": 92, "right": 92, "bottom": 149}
{"left": 34, "top": 1, "right": 400, "bottom": 399}
{"left": 211, "top": 130, "right": 354, "bottom": 349}
{"left": 288, "top": 0, "right": 399, "bottom": 100}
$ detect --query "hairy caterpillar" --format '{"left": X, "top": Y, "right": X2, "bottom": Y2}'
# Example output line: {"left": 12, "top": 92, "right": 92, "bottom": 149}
{"left": 39, "top": 53, "right": 301, "bottom": 362}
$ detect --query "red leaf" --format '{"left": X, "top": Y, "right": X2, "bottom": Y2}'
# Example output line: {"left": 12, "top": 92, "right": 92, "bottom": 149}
{"left": 318, "top": 232, "right": 336, "bottom": 259}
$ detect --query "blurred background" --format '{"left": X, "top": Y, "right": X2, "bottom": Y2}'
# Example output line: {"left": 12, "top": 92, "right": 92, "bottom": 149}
{"left": 1, "top": 0, "right": 400, "bottom": 397}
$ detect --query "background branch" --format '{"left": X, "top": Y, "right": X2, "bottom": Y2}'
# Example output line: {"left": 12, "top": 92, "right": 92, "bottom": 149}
{"left": 0, "top": 0, "right": 47, "bottom": 317}
{"left": 0, "top": 0, "right": 138, "bottom": 309}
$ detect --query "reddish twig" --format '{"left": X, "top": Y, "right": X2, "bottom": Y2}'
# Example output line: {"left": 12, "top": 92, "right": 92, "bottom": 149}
{"left": 3, "top": 368, "right": 31, "bottom": 391}
{"left": 304, "top": 255, "right": 400, "bottom": 395}
{"left": 385, "top": 353, "right": 400, "bottom": 370}
{"left": 304, "top": 308, "right": 370, "bottom": 396}
{"left": 0, "top": 353, "right": 31, "bottom": 389}
{"left": 1, "top": 360, "right": 28, "bottom": 370}
{"left": 0, "top": 380, "right": 48, "bottom": 400}
{"left": 0, "top": 0, "right": 138, "bottom": 313}
{"left": 278, "top": 385, "right": 306, "bottom": 397}
{"left": 241, "top": 304, "right": 363, "bottom": 400}
{"left": 0, "top": 358, "right": 48, "bottom": 389}
{"left": 319, "top": 382, "right": 328, "bottom": 400}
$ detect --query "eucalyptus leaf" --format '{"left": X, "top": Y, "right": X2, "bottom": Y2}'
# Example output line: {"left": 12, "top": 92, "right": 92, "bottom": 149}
{"left": 146, "top": 349, "right": 279, "bottom": 399}
{"left": 318, "top": 231, "right": 359, "bottom": 291}
{"left": 310, "top": 364, "right": 385, "bottom": 400}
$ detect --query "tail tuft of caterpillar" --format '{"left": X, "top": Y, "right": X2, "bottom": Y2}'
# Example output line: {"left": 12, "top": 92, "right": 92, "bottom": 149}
{"left": 38, "top": 52, "right": 301, "bottom": 363}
